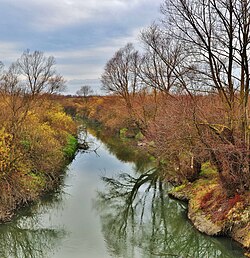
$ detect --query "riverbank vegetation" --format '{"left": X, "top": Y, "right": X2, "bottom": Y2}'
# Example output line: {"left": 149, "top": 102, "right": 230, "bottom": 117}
{"left": 0, "top": 50, "right": 77, "bottom": 221}
{"left": 60, "top": 0, "right": 250, "bottom": 254}
{"left": 60, "top": 84, "right": 250, "bottom": 253}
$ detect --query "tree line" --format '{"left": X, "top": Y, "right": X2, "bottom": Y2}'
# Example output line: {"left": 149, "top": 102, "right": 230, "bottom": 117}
{"left": 101, "top": 0, "right": 250, "bottom": 196}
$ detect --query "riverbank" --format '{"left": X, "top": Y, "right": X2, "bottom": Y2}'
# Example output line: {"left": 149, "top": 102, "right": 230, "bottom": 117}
{"left": 85, "top": 120, "right": 154, "bottom": 165}
{"left": 86, "top": 119, "right": 250, "bottom": 256}
{"left": 0, "top": 100, "right": 78, "bottom": 223}
{"left": 57, "top": 94, "right": 250, "bottom": 256}
{"left": 169, "top": 162, "right": 250, "bottom": 256}
{"left": 0, "top": 130, "right": 244, "bottom": 258}
{"left": 0, "top": 135, "right": 78, "bottom": 222}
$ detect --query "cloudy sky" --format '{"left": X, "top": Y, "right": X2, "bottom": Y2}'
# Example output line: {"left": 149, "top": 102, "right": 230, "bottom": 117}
{"left": 0, "top": 0, "right": 163, "bottom": 94}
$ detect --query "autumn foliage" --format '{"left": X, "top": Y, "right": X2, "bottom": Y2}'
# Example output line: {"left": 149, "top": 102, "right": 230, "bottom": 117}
{"left": 0, "top": 50, "right": 77, "bottom": 221}
{"left": 0, "top": 96, "right": 77, "bottom": 221}
{"left": 63, "top": 90, "right": 250, "bottom": 198}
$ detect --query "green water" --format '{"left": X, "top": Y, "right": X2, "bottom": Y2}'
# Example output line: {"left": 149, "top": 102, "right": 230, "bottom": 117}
{"left": 0, "top": 130, "right": 245, "bottom": 258}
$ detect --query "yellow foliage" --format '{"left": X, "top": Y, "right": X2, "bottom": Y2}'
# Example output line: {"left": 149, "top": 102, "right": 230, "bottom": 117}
{"left": 0, "top": 127, "right": 31, "bottom": 187}
{"left": 0, "top": 96, "right": 78, "bottom": 220}
{"left": 0, "top": 128, "right": 13, "bottom": 175}
{"left": 46, "top": 111, "right": 76, "bottom": 135}
{"left": 24, "top": 121, "right": 64, "bottom": 174}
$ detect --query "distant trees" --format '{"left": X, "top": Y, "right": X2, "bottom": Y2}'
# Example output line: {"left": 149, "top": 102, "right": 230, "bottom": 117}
{"left": 76, "top": 85, "right": 93, "bottom": 98}
{"left": 76, "top": 85, "right": 94, "bottom": 118}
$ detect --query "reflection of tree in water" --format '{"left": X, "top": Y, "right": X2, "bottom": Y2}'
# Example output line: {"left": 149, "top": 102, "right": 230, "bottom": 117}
{"left": 95, "top": 168, "right": 245, "bottom": 258}
{"left": 0, "top": 190, "right": 67, "bottom": 258}
{"left": 92, "top": 129, "right": 153, "bottom": 173}
{"left": 0, "top": 224, "right": 66, "bottom": 258}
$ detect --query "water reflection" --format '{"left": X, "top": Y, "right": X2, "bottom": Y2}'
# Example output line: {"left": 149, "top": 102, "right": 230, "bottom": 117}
{"left": 0, "top": 223, "right": 66, "bottom": 258}
{"left": 87, "top": 125, "right": 153, "bottom": 173}
{"left": 95, "top": 168, "right": 245, "bottom": 258}
{"left": 0, "top": 129, "right": 245, "bottom": 258}
{"left": 0, "top": 191, "right": 67, "bottom": 258}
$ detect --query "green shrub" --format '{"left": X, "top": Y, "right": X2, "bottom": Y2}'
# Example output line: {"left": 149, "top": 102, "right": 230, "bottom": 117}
{"left": 119, "top": 128, "right": 128, "bottom": 139}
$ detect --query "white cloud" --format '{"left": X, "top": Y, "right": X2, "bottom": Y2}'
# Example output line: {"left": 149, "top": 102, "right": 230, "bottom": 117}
{"left": 49, "top": 26, "right": 143, "bottom": 80}
{"left": 0, "top": 25, "right": 143, "bottom": 82}
{"left": 50, "top": 33, "right": 138, "bottom": 60}
{"left": 57, "top": 63, "right": 103, "bottom": 80}
{"left": 0, "top": 0, "right": 162, "bottom": 95}
{"left": 0, "top": 41, "right": 23, "bottom": 65}
{"left": 2, "top": 0, "right": 156, "bottom": 31}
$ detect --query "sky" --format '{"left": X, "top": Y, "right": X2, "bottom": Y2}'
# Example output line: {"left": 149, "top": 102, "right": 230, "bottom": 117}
{"left": 0, "top": 0, "right": 163, "bottom": 95}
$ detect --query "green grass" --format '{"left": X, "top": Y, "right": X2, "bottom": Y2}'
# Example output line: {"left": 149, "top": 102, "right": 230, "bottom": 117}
{"left": 63, "top": 134, "right": 78, "bottom": 159}
{"left": 171, "top": 184, "right": 187, "bottom": 193}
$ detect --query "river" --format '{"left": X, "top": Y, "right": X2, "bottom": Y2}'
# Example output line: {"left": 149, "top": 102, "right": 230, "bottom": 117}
{"left": 0, "top": 130, "right": 245, "bottom": 258}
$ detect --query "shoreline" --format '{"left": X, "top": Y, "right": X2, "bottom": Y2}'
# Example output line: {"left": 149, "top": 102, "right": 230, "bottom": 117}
{"left": 0, "top": 134, "right": 78, "bottom": 223}
{"left": 88, "top": 121, "right": 250, "bottom": 256}
{"left": 168, "top": 164, "right": 250, "bottom": 256}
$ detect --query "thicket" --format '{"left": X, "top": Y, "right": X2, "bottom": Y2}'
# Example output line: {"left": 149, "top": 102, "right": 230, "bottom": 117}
{"left": 97, "top": 0, "right": 250, "bottom": 197}
{"left": 58, "top": 0, "right": 250, "bottom": 252}
{"left": 0, "top": 98, "right": 77, "bottom": 221}
{"left": 0, "top": 50, "right": 77, "bottom": 221}
{"left": 61, "top": 89, "right": 250, "bottom": 197}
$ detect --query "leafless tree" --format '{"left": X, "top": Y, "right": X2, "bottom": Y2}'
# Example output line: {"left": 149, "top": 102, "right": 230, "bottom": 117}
{"left": 161, "top": 0, "right": 250, "bottom": 193}
{"left": 161, "top": 0, "right": 250, "bottom": 134}
{"left": 0, "top": 50, "right": 65, "bottom": 138}
{"left": 101, "top": 43, "right": 139, "bottom": 110}
{"left": 76, "top": 85, "right": 94, "bottom": 118}
{"left": 17, "top": 50, "right": 65, "bottom": 96}
{"left": 0, "top": 63, "right": 29, "bottom": 134}
{"left": 139, "top": 24, "right": 196, "bottom": 96}
{"left": 76, "top": 85, "right": 93, "bottom": 98}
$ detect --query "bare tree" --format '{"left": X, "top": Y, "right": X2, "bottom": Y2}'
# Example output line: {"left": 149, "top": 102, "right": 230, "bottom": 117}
{"left": 17, "top": 50, "right": 65, "bottom": 96}
{"left": 0, "top": 63, "right": 29, "bottom": 135}
{"left": 101, "top": 43, "right": 139, "bottom": 110}
{"left": 76, "top": 85, "right": 93, "bottom": 98}
{"left": 0, "top": 50, "right": 65, "bottom": 138}
{"left": 139, "top": 24, "right": 195, "bottom": 96}
{"left": 76, "top": 85, "right": 94, "bottom": 118}
{"left": 161, "top": 0, "right": 250, "bottom": 133}
{"left": 161, "top": 0, "right": 250, "bottom": 193}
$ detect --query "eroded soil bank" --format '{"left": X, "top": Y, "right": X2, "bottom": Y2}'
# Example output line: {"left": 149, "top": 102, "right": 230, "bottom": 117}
{"left": 169, "top": 162, "right": 250, "bottom": 257}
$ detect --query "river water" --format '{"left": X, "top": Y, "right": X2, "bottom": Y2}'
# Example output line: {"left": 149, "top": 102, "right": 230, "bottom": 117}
{"left": 0, "top": 130, "right": 245, "bottom": 258}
